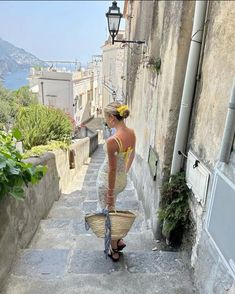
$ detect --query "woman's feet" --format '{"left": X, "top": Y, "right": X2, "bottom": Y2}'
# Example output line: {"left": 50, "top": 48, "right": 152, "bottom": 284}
{"left": 107, "top": 239, "right": 126, "bottom": 262}
{"left": 108, "top": 247, "right": 120, "bottom": 262}
{"left": 117, "top": 239, "right": 126, "bottom": 251}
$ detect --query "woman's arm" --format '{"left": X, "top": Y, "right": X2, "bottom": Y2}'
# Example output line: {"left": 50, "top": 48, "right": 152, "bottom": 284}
{"left": 106, "top": 138, "right": 118, "bottom": 209}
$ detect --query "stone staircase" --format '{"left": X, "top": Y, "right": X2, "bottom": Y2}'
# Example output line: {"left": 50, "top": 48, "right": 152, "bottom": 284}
{"left": 1, "top": 145, "right": 197, "bottom": 294}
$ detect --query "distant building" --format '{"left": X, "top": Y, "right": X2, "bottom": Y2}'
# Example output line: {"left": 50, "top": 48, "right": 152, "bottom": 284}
{"left": 29, "top": 68, "right": 74, "bottom": 119}
{"left": 73, "top": 69, "right": 93, "bottom": 125}
{"left": 89, "top": 55, "right": 103, "bottom": 115}
{"left": 29, "top": 58, "right": 103, "bottom": 127}
{"left": 102, "top": 31, "right": 125, "bottom": 108}
{"left": 73, "top": 56, "right": 103, "bottom": 126}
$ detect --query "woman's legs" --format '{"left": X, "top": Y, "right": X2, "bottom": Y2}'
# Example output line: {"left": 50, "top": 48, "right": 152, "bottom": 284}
{"left": 111, "top": 240, "right": 118, "bottom": 248}
{"left": 109, "top": 239, "right": 126, "bottom": 261}
{"left": 110, "top": 240, "right": 119, "bottom": 259}
{"left": 117, "top": 239, "right": 126, "bottom": 250}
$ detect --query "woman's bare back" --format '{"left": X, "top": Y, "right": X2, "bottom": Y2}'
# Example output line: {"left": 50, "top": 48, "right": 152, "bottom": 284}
{"left": 114, "top": 127, "right": 136, "bottom": 152}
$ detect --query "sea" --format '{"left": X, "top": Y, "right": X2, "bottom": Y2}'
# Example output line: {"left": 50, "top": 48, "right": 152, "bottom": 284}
{"left": 1, "top": 68, "right": 29, "bottom": 90}
{"left": 1, "top": 64, "right": 78, "bottom": 90}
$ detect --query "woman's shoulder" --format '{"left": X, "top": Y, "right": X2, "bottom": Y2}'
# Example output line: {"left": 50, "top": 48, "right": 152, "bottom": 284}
{"left": 126, "top": 128, "right": 136, "bottom": 140}
{"left": 106, "top": 136, "right": 120, "bottom": 151}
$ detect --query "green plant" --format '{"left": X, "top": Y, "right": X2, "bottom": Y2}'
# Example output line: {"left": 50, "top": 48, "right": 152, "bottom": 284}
{"left": 14, "top": 104, "right": 73, "bottom": 150}
{"left": 0, "top": 85, "right": 37, "bottom": 131}
{"left": 12, "top": 86, "right": 38, "bottom": 107}
{"left": 33, "top": 66, "right": 43, "bottom": 71}
{"left": 158, "top": 172, "right": 190, "bottom": 236}
{"left": 0, "top": 129, "right": 47, "bottom": 200}
{"left": 23, "top": 140, "right": 69, "bottom": 158}
{"left": 147, "top": 57, "right": 161, "bottom": 74}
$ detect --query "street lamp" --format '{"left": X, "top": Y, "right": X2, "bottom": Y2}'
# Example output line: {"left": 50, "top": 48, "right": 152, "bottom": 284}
{"left": 106, "top": 1, "right": 122, "bottom": 45}
{"left": 106, "top": 1, "right": 145, "bottom": 45}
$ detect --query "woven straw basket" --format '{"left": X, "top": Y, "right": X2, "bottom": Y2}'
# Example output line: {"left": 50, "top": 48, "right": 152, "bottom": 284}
{"left": 85, "top": 210, "right": 136, "bottom": 240}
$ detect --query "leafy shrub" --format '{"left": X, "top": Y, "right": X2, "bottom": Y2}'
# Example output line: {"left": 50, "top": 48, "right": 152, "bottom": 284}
{"left": 0, "top": 129, "right": 47, "bottom": 200}
{"left": 23, "top": 140, "right": 69, "bottom": 158}
{"left": 12, "top": 86, "right": 38, "bottom": 107}
{"left": 0, "top": 85, "right": 37, "bottom": 131}
{"left": 14, "top": 105, "right": 73, "bottom": 149}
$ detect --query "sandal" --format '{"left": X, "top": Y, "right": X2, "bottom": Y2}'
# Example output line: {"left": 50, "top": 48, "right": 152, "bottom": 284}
{"left": 108, "top": 248, "right": 120, "bottom": 262}
{"left": 117, "top": 239, "right": 126, "bottom": 251}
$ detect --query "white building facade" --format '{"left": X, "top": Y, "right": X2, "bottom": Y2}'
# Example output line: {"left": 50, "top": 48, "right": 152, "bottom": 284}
{"left": 29, "top": 68, "right": 74, "bottom": 118}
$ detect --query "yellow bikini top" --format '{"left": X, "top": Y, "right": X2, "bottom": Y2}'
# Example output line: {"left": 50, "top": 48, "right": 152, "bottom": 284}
{"left": 112, "top": 135, "right": 133, "bottom": 163}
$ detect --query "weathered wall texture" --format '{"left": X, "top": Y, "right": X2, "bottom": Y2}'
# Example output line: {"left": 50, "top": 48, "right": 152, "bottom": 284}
{"left": 188, "top": 2, "right": 235, "bottom": 293}
{"left": 124, "top": 0, "right": 235, "bottom": 292}
{"left": 125, "top": 0, "right": 194, "bottom": 235}
{"left": 0, "top": 138, "right": 89, "bottom": 285}
{"left": 102, "top": 32, "right": 125, "bottom": 107}
{"left": 190, "top": 1, "right": 235, "bottom": 167}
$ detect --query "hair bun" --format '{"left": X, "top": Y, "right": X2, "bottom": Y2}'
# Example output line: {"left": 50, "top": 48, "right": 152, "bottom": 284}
{"left": 122, "top": 109, "right": 130, "bottom": 119}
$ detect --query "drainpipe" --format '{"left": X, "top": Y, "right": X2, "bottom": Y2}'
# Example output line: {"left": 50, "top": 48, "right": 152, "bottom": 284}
{"left": 219, "top": 79, "right": 235, "bottom": 163}
{"left": 171, "top": 1, "right": 207, "bottom": 175}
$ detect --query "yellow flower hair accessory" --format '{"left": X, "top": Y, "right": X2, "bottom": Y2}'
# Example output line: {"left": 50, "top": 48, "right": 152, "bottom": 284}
{"left": 116, "top": 105, "right": 128, "bottom": 117}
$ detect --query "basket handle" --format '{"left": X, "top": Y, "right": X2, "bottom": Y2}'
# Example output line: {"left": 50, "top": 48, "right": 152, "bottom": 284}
{"left": 105, "top": 205, "right": 117, "bottom": 214}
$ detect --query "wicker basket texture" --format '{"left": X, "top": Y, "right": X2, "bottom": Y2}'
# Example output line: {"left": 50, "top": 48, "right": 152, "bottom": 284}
{"left": 85, "top": 210, "right": 136, "bottom": 240}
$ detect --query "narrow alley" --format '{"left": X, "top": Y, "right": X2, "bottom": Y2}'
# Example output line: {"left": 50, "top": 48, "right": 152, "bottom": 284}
{"left": 1, "top": 145, "right": 197, "bottom": 294}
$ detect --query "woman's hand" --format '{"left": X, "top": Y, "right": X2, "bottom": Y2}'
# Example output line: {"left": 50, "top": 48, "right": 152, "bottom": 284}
{"left": 106, "top": 194, "right": 115, "bottom": 211}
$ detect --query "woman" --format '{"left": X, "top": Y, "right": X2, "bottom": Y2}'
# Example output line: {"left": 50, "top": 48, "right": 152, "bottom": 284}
{"left": 96, "top": 102, "right": 136, "bottom": 262}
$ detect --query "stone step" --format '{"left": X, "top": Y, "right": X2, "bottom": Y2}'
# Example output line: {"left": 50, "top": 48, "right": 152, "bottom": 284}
{"left": 2, "top": 249, "right": 196, "bottom": 294}
{"left": 58, "top": 194, "right": 86, "bottom": 207}
{"left": 28, "top": 222, "right": 156, "bottom": 251}
{"left": 82, "top": 199, "right": 142, "bottom": 213}
{"left": 47, "top": 205, "right": 84, "bottom": 219}
{"left": 9, "top": 249, "right": 190, "bottom": 275}
{"left": 29, "top": 210, "right": 147, "bottom": 250}
{"left": 2, "top": 274, "right": 197, "bottom": 294}
{"left": 72, "top": 231, "right": 157, "bottom": 252}
{"left": 82, "top": 189, "right": 137, "bottom": 201}
{"left": 28, "top": 217, "right": 88, "bottom": 250}
{"left": 1, "top": 142, "right": 197, "bottom": 294}
{"left": 89, "top": 159, "right": 105, "bottom": 164}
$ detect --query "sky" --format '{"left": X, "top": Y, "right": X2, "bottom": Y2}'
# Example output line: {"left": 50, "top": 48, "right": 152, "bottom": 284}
{"left": 0, "top": 0, "right": 125, "bottom": 65}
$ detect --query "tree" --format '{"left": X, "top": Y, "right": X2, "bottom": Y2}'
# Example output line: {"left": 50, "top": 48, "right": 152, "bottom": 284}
{"left": 12, "top": 86, "right": 37, "bottom": 107}
{"left": 0, "top": 85, "right": 37, "bottom": 130}
{"left": 0, "top": 85, "right": 14, "bottom": 130}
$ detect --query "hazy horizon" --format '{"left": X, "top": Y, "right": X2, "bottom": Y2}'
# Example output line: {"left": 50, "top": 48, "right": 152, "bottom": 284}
{"left": 0, "top": 1, "right": 125, "bottom": 65}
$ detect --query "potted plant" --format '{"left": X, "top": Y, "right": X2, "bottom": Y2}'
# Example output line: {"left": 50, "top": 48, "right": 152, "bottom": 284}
{"left": 158, "top": 172, "right": 191, "bottom": 246}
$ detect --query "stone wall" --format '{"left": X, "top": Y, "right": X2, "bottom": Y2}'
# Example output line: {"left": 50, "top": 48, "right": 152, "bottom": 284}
{"left": 125, "top": 0, "right": 194, "bottom": 236}
{"left": 0, "top": 138, "right": 90, "bottom": 285}
{"left": 88, "top": 130, "right": 98, "bottom": 156}
{"left": 124, "top": 0, "right": 235, "bottom": 292}
{"left": 187, "top": 2, "right": 235, "bottom": 292}
{"left": 189, "top": 1, "right": 235, "bottom": 168}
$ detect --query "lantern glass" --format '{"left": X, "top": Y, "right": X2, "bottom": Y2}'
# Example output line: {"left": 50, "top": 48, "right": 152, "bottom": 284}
{"left": 108, "top": 14, "right": 121, "bottom": 32}
{"left": 106, "top": 1, "right": 123, "bottom": 41}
